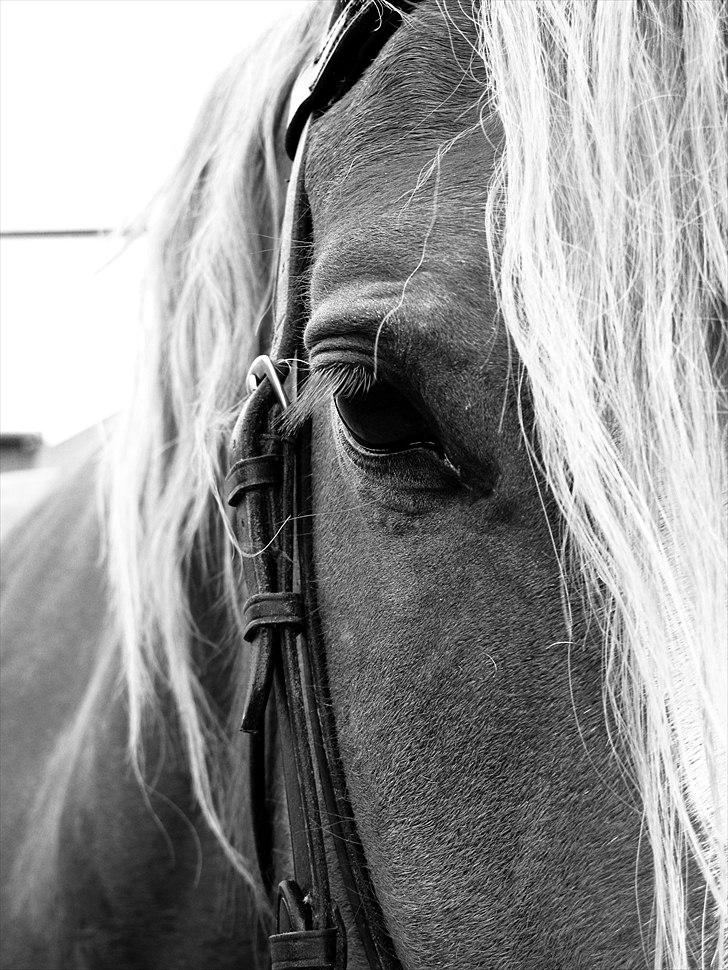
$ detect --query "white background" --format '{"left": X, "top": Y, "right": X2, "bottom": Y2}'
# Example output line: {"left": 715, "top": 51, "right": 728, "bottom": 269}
{"left": 1, "top": 0, "right": 305, "bottom": 443}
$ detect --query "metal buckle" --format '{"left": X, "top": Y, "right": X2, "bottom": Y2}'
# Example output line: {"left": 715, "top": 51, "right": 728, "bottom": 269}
{"left": 246, "top": 355, "right": 290, "bottom": 409}
{"left": 276, "top": 880, "right": 312, "bottom": 933}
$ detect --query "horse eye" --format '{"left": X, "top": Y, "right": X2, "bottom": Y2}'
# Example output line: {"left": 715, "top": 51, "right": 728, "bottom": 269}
{"left": 334, "top": 381, "right": 440, "bottom": 453}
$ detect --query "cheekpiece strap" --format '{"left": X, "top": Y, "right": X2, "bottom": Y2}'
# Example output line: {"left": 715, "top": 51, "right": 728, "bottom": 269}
{"left": 223, "top": 2, "right": 428, "bottom": 967}
{"left": 226, "top": 372, "right": 290, "bottom": 734}
{"left": 269, "top": 928, "right": 339, "bottom": 970}
{"left": 225, "top": 455, "right": 282, "bottom": 506}
{"left": 271, "top": 880, "right": 345, "bottom": 970}
{"left": 243, "top": 592, "right": 304, "bottom": 642}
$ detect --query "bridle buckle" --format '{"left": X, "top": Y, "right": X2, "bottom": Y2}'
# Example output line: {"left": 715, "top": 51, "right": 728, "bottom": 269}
{"left": 246, "top": 354, "right": 290, "bottom": 410}
{"left": 276, "top": 879, "right": 313, "bottom": 933}
{"left": 272, "top": 880, "right": 346, "bottom": 970}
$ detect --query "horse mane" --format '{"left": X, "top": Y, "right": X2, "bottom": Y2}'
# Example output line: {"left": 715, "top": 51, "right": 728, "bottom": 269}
{"left": 478, "top": 2, "right": 727, "bottom": 965}
{"left": 104, "top": 3, "right": 328, "bottom": 886}
{"left": 105, "top": 1, "right": 726, "bottom": 966}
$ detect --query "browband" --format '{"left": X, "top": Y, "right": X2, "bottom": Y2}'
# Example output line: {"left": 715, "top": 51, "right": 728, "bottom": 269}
{"left": 286, "top": 0, "right": 419, "bottom": 159}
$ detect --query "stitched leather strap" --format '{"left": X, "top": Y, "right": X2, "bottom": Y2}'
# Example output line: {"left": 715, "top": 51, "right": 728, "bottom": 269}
{"left": 270, "top": 928, "right": 338, "bottom": 970}
{"left": 226, "top": 455, "right": 282, "bottom": 506}
{"left": 243, "top": 592, "right": 305, "bottom": 642}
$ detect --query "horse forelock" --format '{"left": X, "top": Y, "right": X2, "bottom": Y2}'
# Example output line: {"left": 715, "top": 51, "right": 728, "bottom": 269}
{"left": 104, "top": 1, "right": 726, "bottom": 966}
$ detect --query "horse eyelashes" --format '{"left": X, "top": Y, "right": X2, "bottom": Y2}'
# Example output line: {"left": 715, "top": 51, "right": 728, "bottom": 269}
{"left": 281, "top": 362, "right": 375, "bottom": 434}
{"left": 281, "top": 360, "right": 443, "bottom": 458}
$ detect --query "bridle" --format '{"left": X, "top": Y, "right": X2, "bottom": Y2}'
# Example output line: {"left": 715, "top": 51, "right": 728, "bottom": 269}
{"left": 224, "top": 3, "right": 423, "bottom": 969}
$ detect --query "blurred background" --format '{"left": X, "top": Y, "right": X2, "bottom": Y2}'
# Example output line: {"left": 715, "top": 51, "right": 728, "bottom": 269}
{"left": 0, "top": 0, "right": 304, "bottom": 534}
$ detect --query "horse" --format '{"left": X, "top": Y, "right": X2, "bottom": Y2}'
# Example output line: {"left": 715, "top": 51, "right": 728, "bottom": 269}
{"left": 1, "top": 1, "right": 725, "bottom": 967}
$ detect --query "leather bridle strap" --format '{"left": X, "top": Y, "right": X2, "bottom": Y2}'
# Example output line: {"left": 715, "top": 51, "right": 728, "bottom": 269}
{"left": 225, "top": 2, "right": 424, "bottom": 967}
{"left": 286, "top": 0, "right": 421, "bottom": 160}
{"left": 228, "top": 133, "right": 396, "bottom": 970}
{"left": 228, "top": 375, "right": 341, "bottom": 969}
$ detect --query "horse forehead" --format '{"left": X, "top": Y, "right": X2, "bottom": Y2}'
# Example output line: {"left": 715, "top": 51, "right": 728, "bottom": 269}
{"left": 305, "top": 3, "right": 493, "bottom": 358}
{"left": 305, "top": 0, "right": 488, "bottom": 240}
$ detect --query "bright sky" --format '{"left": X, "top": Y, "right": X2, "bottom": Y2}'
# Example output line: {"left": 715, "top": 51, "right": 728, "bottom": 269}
{"left": 0, "top": 0, "right": 306, "bottom": 444}
{"left": 0, "top": 0, "right": 306, "bottom": 229}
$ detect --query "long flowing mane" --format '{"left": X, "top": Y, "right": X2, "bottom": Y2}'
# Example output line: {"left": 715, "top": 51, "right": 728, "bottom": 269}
{"left": 105, "top": 4, "right": 328, "bottom": 882}
{"left": 105, "top": 2, "right": 726, "bottom": 966}
{"left": 479, "top": 4, "right": 727, "bottom": 964}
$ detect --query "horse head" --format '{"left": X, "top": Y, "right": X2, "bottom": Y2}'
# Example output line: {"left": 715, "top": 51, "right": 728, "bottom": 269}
{"left": 5, "top": 2, "right": 719, "bottom": 968}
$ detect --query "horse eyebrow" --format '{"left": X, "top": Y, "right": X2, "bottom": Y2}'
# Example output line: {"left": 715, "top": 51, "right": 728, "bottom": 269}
{"left": 305, "top": 265, "right": 440, "bottom": 346}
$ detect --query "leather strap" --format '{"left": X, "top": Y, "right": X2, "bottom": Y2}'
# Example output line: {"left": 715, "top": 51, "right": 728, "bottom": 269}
{"left": 225, "top": 1, "right": 430, "bottom": 966}
{"left": 243, "top": 592, "right": 304, "bottom": 642}
{"left": 270, "top": 929, "right": 338, "bottom": 970}
{"left": 286, "top": 0, "right": 419, "bottom": 158}
{"left": 226, "top": 455, "right": 282, "bottom": 505}
{"left": 228, "top": 374, "right": 343, "bottom": 965}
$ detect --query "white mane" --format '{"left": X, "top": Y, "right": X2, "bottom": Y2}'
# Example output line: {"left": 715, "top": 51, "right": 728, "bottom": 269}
{"left": 105, "top": 4, "right": 328, "bottom": 888}
{"left": 480, "top": 2, "right": 727, "bottom": 964}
